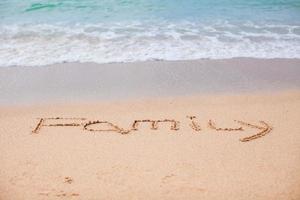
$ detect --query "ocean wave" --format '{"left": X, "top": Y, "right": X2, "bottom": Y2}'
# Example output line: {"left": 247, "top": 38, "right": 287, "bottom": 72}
{"left": 1, "top": 21, "right": 300, "bottom": 67}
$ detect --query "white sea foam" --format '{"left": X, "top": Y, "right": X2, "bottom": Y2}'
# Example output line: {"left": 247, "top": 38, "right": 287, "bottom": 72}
{"left": 0, "top": 21, "right": 300, "bottom": 67}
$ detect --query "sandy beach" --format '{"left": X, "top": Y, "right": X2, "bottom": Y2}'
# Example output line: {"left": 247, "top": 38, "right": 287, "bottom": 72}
{"left": 0, "top": 59, "right": 300, "bottom": 199}
{"left": 1, "top": 0, "right": 300, "bottom": 198}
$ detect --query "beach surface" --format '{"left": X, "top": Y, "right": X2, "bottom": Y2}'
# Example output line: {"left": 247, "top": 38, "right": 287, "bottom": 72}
{"left": 0, "top": 59, "right": 300, "bottom": 199}
{"left": 1, "top": 58, "right": 300, "bottom": 105}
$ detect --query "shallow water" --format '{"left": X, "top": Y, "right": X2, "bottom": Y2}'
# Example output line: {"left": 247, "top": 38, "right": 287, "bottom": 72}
{"left": 1, "top": 0, "right": 300, "bottom": 66}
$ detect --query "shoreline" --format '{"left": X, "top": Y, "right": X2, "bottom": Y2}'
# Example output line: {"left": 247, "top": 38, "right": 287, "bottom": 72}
{"left": 1, "top": 58, "right": 300, "bottom": 105}
{"left": 2, "top": 57, "right": 300, "bottom": 69}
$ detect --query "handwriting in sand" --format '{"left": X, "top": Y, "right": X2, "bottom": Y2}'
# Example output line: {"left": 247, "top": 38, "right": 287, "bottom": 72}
{"left": 32, "top": 116, "right": 272, "bottom": 142}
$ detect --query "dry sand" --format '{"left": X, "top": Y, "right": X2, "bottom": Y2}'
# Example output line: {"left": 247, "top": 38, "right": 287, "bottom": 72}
{"left": 1, "top": 90, "right": 300, "bottom": 200}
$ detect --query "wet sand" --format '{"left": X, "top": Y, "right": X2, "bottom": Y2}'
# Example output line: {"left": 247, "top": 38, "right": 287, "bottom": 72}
{"left": 0, "top": 58, "right": 299, "bottom": 104}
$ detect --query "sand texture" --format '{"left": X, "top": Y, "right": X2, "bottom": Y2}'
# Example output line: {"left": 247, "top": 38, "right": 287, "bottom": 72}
{"left": 0, "top": 91, "right": 300, "bottom": 199}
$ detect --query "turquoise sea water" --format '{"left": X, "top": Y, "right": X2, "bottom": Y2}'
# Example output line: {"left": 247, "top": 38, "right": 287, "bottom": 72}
{"left": 0, "top": 0, "right": 300, "bottom": 66}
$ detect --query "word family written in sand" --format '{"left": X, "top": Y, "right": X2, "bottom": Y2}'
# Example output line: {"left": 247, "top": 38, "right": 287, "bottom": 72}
{"left": 32, "top": 116, "right": 272, "bottom": 142}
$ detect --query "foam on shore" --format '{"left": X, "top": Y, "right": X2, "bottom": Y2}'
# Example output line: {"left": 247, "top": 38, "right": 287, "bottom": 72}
{"left": 1, "top": 22, "right": 300, "bottom": 67}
